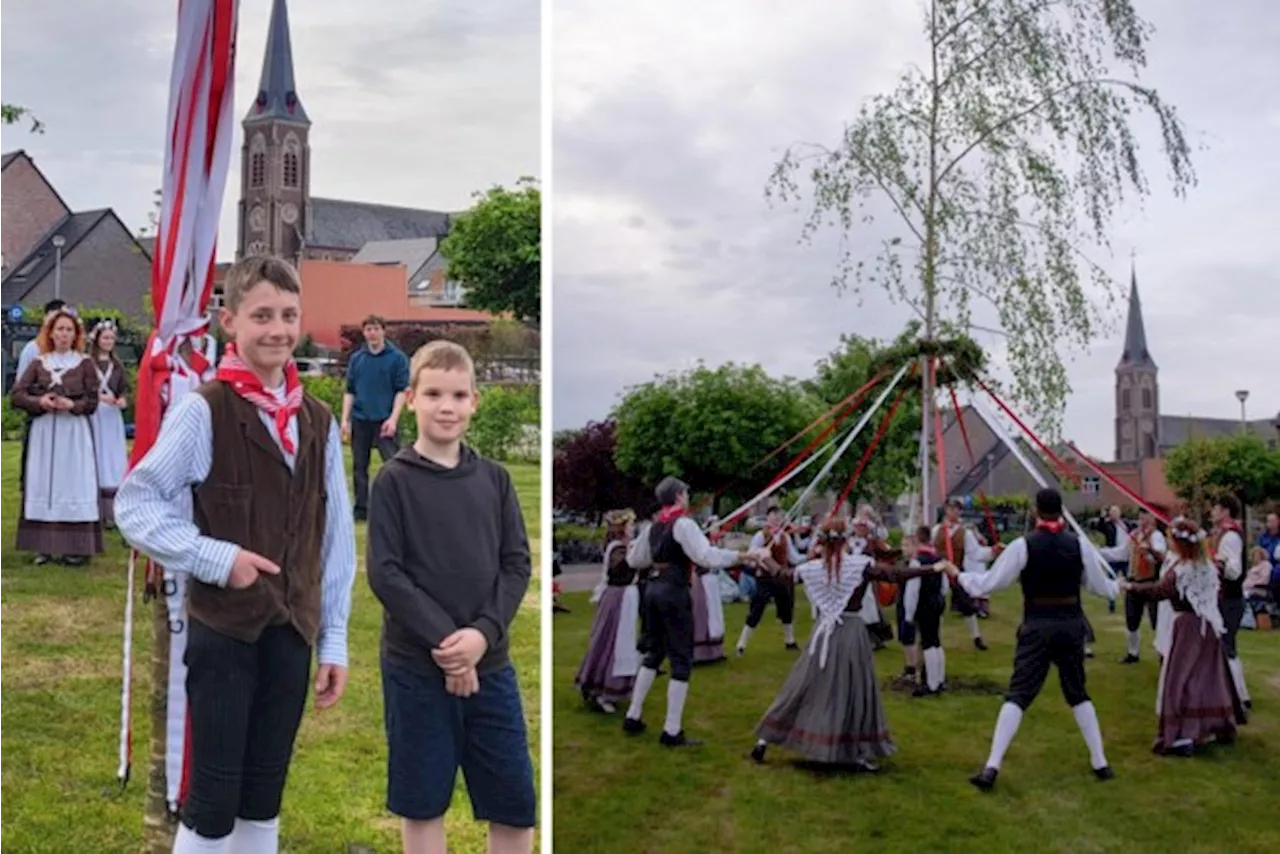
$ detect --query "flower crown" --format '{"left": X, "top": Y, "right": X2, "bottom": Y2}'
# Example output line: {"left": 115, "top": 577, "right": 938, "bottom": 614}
{"left": 1171, "top": 527, "right": 1204, "bottom": 543}
{"left": 89, "top": 318, "right": 117, "bottom": 339}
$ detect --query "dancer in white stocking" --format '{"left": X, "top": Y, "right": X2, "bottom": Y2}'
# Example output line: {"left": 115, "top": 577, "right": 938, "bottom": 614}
{"left": 1097, "top": 509, "right": 1166, "bottom": 664}
{"left": 737, "top": 505, "right": 804, "bottom": 655}
{"left": 1209, "top": 495, "right": 1251, "bottom": 710}
{"left": 933, "top": 499, "right": 997, "bottom": 652}
{"left": 624, "top": 478, "right": 765, "bottom": 747}
{"left": 943, "top": 489, "right": 1120, "bottom": 791}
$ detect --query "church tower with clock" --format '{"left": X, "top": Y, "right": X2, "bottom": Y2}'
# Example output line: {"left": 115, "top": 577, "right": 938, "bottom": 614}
{"left": 237, "top": 0, "right": 309, "bottom": 263}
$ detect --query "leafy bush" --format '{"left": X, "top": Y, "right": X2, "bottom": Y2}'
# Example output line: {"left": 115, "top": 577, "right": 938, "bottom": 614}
{"left": 2, "top": 398, "right": 26, "bottom": 440}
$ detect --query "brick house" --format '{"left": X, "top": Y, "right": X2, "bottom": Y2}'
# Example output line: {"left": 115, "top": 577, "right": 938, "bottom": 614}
{"left": 1, "top": 150, "right": 152, "bottom": 319}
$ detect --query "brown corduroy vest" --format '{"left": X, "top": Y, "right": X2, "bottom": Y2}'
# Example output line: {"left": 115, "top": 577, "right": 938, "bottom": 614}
{"left": 187, "top": 380, "right": 331, "bottom": 646}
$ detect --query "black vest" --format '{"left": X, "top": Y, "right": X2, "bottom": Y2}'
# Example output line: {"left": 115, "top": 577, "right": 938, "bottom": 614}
{"left": 915, "top": 550, "right": 945, "bottom": 607}
{"left": 1220, "top": 529, "right": 1246, "bottom": 600}
{"left": 649, "top": 518, "right": 693, "bottom": 585}
{"left": 1019, "top": 529, "right": 1085, "bottom": 618}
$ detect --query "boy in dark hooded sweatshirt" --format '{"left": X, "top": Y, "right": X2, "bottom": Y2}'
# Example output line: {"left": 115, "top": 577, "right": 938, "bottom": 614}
{"left": 366, "top": 340, "right": 535, "bottom": 854}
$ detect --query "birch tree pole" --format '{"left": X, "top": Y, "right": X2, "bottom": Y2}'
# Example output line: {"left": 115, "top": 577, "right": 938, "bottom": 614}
{"left": 766, "top": 0, "right": 1196, "bottom": 523}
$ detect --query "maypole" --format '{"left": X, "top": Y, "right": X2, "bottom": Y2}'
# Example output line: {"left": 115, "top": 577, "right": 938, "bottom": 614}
{"left": 119, "top": 2, "right": 238, "bottom": 849}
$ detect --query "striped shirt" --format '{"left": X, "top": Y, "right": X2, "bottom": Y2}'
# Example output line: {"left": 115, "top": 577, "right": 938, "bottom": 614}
{"left": 115, "top": 388, "right": 357, "bottom": 667}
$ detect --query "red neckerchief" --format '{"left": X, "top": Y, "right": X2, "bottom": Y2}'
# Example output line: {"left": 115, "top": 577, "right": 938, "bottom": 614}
{"left": 1217, "top": 520, "right": 1242, "bottom": 535}
{"left": 214, "top": 342, "right": 303, "bottom": 455}
{"left": 657, "top": 505, "right": 686, "bottom": 524}
{"left": 916, "top": 545, "right": 938, "bottom": 559}
{"left": 1036, "top": 519, "right": 1066, "bottom": 534}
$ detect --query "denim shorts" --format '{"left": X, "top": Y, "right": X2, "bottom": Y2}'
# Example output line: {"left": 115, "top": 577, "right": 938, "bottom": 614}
{"left": 381, "top": 658, "right": 536, "bottom": 828}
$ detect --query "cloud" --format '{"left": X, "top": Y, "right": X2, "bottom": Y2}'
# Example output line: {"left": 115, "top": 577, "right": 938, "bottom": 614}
{"left": 1, "top": 0, "right": 539, "bottom": 259}
{"left": 551, "top": 0, "right": 1280, "bottom": 460}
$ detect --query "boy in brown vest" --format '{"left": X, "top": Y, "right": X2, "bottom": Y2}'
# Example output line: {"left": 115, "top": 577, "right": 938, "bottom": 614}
{"left": 366, "top": 341, "right": 535, "bottom": 853}
{"left": 116, "top": 255, "right": 357, "bottom": 853}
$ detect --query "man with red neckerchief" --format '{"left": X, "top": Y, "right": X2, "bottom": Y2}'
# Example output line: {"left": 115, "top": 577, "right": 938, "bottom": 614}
{"left": 941, "top": 488, "right": 1119, "bottom": 792}
{"left": 1210, "top": 495, "right": 1251, "bottom": 708}
{"left": 623, "top": 477, "right": 767, "bottom": 747}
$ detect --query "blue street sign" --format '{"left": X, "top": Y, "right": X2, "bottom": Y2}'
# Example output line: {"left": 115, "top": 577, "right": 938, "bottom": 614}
{"left": 7, "top": 305, "right": 24, "bottom": 322}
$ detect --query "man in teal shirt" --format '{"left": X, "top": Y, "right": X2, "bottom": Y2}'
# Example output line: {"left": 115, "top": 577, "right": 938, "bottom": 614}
{"left": 341, "top": 315, "right": 410, "bottom": 520}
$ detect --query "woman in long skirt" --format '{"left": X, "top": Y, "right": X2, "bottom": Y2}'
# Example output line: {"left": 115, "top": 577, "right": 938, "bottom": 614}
{"left": 1119, "top": 518, "right": 1246, "bottom": 756}
{"left": 751, "top": 520, "right": 945, "bottom": 771}
{"left": 574, "top": 509, "right": 642, "bottom": 713}
{"left": 692, "top": 565, "right": 728, "bottom": 663}
{"left": 10, "top": 309, "right": 104, "bottom": 565}
{"left": 86, "top": 320, "right": 130, "bottom": 525}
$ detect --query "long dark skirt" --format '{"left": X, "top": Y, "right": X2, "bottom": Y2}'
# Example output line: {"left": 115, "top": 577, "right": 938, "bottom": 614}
{"left": 574, "top": 586, "right": 636, "bottom": 704}
{"left": 755, "top": 616, "right": 895, "bottom": 764}
{"left": 1153, "top": 612, "right": 1245, "bottom": 753}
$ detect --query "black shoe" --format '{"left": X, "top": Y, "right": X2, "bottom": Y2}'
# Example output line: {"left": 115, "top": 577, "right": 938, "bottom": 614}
{"left": 785, "top": 642, "right": 799, "bottom": 651}
{"left": 1085, "top": 647, "right": 1095, "bottom": 659}
{"left": 750, "top": 744, "right": 767, "bottom": 763}
{"left": 1118, "top": 654, "right": 1140, "bottom": 664}
{"left": 1093, "top": 766, "right": 1115, "bottom": 781}
{"left": 33, "top": 553, "right": 53, "bottom": 566}
{"left": 659, "top": 730, "right": 702, "bottom": 748}
{"left": 912, "top": 684, "right": 936, "bottom": 698}
{"left": 970, "top": 767, "right": 998, "bottom": 790}
{"left": 60, "top": 555, "right": 88, "bottom": 567}
{"left": 1244, "top": 700, "right": 1253, "bottom": 710}
{"left": 974, "top": 638, "right": 988, "bottom": 651}
{"left": 553, "top": 604, "right": 571, "bottom": 613}
{"left": 622, "top": 717, "right": 646, "bottom": 735}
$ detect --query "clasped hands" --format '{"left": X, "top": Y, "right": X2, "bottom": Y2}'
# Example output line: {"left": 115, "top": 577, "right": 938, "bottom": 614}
{"left": 39, "top": 394, "right": 74, "bottom": 413}
{"left": 432, "top": 628, "right": 488, "bottom": 698}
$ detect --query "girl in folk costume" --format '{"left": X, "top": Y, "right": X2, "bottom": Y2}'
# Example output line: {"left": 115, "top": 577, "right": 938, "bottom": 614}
{"left": 10, "top": 309, "right": 105, "bottom": 565}
{"left": 575, "top": 510, "right": 643, "bottom": 712}
{"left": 87, "top": 320, "right": 131, "bottom": 525}
{"left": 1118, "top": 519, "right": 1247, "bottom": 755}
{"left": 691, "top": 529, "right": 729, "bottom": 663}
{"left": 750, "top": 518, "right": 947, "bottom": 771}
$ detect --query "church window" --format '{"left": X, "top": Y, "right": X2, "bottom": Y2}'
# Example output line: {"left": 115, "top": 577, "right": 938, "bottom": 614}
{"left": 250, "top": 134, "right": 267, "bottom": 188}
{"left": 1142, "top": 388, "right": 1152, "bottom": 409}
{"left": 283, "top": 136, "right": 301, "bottom": 188}
{"left": 1122, "top": 389, "right": 1131, "bottom": 409}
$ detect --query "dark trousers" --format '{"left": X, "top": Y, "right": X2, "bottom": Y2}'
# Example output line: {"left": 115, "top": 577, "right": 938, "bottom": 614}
{"left": 640, "top": 580, "right": 694, "bottom": 681}
{"left": 1124, "top": 591, "right": 1158, "bottom": 633}
{"left": 181, "top": 619, "right": 312, "bottom": 839}
{"left": 950, "top": 584, "right": 982, "bottom": 617}
{"left": 1006, "top": 615, "right": 1090, "bottom": 710}
{"left": 1221, "top": 596, "right": 1244, "bottom": 659}
{"left": 916, "top": 599, "right": 944, "bottom": 650}
{"left": 745, "top": 574, "right": 795, "bottom": 628}
{"left": 352, "top": 417, "right": 400, "bottom": 515}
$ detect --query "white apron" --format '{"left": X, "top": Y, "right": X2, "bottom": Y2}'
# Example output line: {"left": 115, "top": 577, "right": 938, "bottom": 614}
{"left": 23, "top": 352, "right": 99, "bottom": 523}
{"left": 90, "top": 360, "right": 128, "bottom": 491}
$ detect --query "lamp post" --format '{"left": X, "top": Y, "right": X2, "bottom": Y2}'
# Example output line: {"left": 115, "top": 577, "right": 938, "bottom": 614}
{"left": 51, "top": 234, "right": 66, "bottom": 300}
{"left": 1235, "top": 389, "right": 1249, "bottom": 433}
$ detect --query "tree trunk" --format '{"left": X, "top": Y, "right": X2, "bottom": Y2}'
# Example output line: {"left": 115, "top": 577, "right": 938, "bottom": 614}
{"left": 142, "top": 594, "right": 177, "bottom": 853}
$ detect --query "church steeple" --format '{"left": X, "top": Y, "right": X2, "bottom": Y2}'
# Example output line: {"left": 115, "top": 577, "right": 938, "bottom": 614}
{"left": 244, "top": 0, "right": 309, "bottom": 125}
{"left": 237, "top": 0, "right": 311, "bottom": 263}
{"left": 1114, "top": 259, "right": 1160, "bottom": 461}
{"left": 1118, "top": 261, "right": 1156, "bottom": 369}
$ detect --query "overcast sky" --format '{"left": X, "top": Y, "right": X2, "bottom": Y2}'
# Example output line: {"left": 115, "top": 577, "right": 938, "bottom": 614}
{"left": 552, "top": 0, "right": 1280, "bottom": 460}
{"left": 1, "top": 0, "right": 539, "bottom": 260}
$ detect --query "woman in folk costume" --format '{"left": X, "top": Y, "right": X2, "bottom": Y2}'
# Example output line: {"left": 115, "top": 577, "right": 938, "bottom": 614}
{"left": 1118, "top": 518, "right": 1247, "bottom": 755}
{"left": 691, "top": 528, "right": 729, "bottom": 663}
{"left": 86, "top": 320, "right": 131, "bottom": 525}
{"left": 750, "top": 518, "right": 947, "bottom": 771}
{"left": 10, "top": 309, "right": 104, "bottom": 565}
{"left": 576, "top": 509, "right": 643, "bottom": 712}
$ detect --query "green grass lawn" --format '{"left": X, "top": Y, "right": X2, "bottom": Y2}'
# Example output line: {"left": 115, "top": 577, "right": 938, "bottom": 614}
{"left": 1, "top": 442, "right": 541, "bottom": 852}
{"left": 553, "top": 586, "right": 1280, "bottom": 853}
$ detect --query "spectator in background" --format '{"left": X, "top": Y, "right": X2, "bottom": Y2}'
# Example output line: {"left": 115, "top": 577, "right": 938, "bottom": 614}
{"left": 1244, "top": 546, "right": 1274, "bottom": 630}
{"left": 1259, "top": 512, "right": 1280, "bottom": 587}
{"left": 340, "top": 315, "right": 409, "bottom": 521}
{"left": 1102, "top": 504, "right": 1128, "bottom": 613}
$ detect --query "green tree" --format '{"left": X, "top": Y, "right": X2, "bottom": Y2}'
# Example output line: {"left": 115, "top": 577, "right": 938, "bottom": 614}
{"left": 2, "top": 103, "right": 44, "bottom": 133}
{"left": 766, "top": 1, "right": 1196, "bottom": 436}
{"left": 611, "top": 363, "right": 824, "bottom": 515}
{"left": 440, "top": 177, "right": 540, "bottom": 323}
{"left": 1164, "top": 434, "right": 1280, "bottom": 520}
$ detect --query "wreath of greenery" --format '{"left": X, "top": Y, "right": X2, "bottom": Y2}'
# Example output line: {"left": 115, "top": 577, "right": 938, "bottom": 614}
{"left": 865, "top": 335, "right": 988, "bottom": 389}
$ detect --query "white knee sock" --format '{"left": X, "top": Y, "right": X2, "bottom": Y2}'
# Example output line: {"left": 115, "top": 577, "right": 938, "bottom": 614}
{"left": 966, "top": 615, "right": 980, "bottom": 640}
{"left": 985, "top": 702, "right": 1023, "bottom": 770}
{"left": 737, "top": 625, "right": 754, "bottom": 651}
{"left": 924, "top": 648, "right": 945, "bottom": 691}
{"left": 172, "top": 824, "right": 231, "bottom": 853}
{"left": 1126, "top": 630, "right": 1140, "bottom": 658}
{"left": 229, "top": 817, "right": 279, "bottom": 854}
{"left": 783, "top": 624, "right": 795, "bottom": 645}
{"left": 664, "top": 679, "right": 689, "bottom": 736}
{"left": 1227, "top": 657, "right": 1250, "bottom": 703}
{"left": 811, "top": 602, "right": 818, "bottom": 620}
{"left": 626, "top": 666, "right": 657, "bottom": 720}
{"left": 1072, "top": 701, "right": 1109, "bottom": 770}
